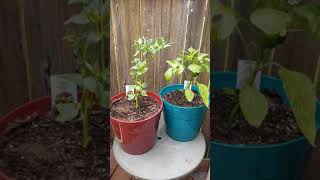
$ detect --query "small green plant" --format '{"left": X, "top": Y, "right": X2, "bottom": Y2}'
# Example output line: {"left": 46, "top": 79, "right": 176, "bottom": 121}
{"left": 212, "top": 0, "right": 319, "bottom": 145}
{"left": 164, "top": 47, "right": 210, "bottom": 107}
{"left": 128, "top": 37, "right": 171, "bottom": 108}
{"left": 55, "top": 0, "right": 109, "bottom": 149}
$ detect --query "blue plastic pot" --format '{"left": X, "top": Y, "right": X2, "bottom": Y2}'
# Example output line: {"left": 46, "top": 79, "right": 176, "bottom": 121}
{"left": 211, "top": 71, "right": 320, "bottom": 180}
{"left": 159, "top": 84, "right": 208, "bottom": 141}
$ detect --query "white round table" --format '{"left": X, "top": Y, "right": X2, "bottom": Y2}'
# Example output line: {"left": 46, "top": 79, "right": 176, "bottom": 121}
{"left": 113, "top": 114, "right": 206, "bottom": 180}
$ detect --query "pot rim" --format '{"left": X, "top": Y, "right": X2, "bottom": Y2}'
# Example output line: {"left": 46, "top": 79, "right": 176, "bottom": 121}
{"left": 211, "top": 136, "right": 309, "bottom": 149}
{"left": 211, "top": 71, "right": 319, "bottom": 149}
{"left": 110, "top": 91, "right": 163, "bottom": 123}
{"left": 159, "top": 84, "right": 207, "bottom": 109}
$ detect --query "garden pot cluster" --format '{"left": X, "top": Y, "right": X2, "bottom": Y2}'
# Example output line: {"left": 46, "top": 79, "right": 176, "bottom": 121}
{"left": 110, "top": 86, "right": 208, "bottom": 155}
{"left": 110, "top": 38, "right": 210, "bottom": 155}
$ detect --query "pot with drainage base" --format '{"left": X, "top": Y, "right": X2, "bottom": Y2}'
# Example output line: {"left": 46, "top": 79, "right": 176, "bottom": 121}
{"left": 110, "top": 37, "right": 170, "bottom": 155}
{"left": 160, "top": 47, "right": 210, "bottom": 142}
{"left": 159, "top": 84, "right": 208, "bottom": 141}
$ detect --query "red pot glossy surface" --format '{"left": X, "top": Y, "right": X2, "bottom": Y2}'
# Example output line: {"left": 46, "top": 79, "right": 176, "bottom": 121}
{"left": 0, "top": 96, "right": 51, "bottom": 180}
{"left": 110, "top": 92, "right": 163, "bottom": 155}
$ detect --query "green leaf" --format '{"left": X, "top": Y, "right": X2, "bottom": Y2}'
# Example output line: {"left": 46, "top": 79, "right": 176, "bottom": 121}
{"left": 141, "top": 90, "right": 147, "bottom": 96}
{"left": 279, "top": 68, "right": 317, "bottom": 145}
{"left": 56, "top": 103, "right": 80, "bottom": 122}
{"left": 212, "top": 0, "right": 238, "bottom": 40}
{"left": 239, "top": 86, "right": 268, "bottom": 128}
{"left": 167, "top": 60, "right": 179, "bottom": 68}
{"left": 87, "top": 32, "right": 102, "bottom": 43}
{"left": 197, "top": 83, "right": 209, "bottom": 107}
{"left": 98, "top": 90, "right": 109, "bottom": 108}
{"left": 83, "top": 76, "right": 97, "bottom": 94}
{"left": 185, "top": 89, "right": 195, "bottom": 102}
{"left": 65, "top": 13, "right": 89, "bottom": 25}
{"left": 127, "top": 94, "right": 135, "bottom": 101}
{"left": 188, "top": 64, "right": 202, "bottom": 73}
{"left": 218, "top": 14, "right": 238, "bottom": 40}
{"left": 250, "top": 9, "right": 291, "bottom": 35}
{"left": 164, "top": 68, "right": 174, "bottom": 82}
{"left": 293, "top": 5, "right": 320, "bottom": 40}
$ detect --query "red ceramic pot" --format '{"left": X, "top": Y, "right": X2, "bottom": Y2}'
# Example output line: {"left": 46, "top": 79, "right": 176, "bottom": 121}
{"left": 110, "top": 91, "right": 163, "bottom": 155}
{"left": 0, "top": 96, "right": 51, "bottom": 180}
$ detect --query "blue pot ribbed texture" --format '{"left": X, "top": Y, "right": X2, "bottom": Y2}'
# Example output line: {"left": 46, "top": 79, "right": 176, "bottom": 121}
{"left": 159, "top": 84, "right": 208, "bottom": 142}
{"left": 210, "top": 71, "right": 320, "bottom": 180}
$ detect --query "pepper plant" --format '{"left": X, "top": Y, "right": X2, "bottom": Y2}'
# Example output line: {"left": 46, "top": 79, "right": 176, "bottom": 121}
{"left": 164, "top": 47, "right": 210, "bottom": 108}
{"left": 55, "top": 0, "right": 109, "bottom": 149}
{"left": 212, "top": 0, "right": 319, "bottom": 145}
{"left": 128, "top": 37, "right": 171, "bottom": 108}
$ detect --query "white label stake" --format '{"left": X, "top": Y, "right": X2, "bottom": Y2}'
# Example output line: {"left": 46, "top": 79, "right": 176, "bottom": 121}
{"left": 236, "top": 60, "right": 261, "bottom": 89}
{"left": 183, "top": 80, "right": 192, "bottom": 90}
{"left": 125, "top": 85, "right": 135, "bottom": 96}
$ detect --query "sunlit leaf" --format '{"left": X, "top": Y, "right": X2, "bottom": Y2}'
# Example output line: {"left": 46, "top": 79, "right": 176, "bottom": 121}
{"left": 185, "top": 89, "right": 195, "bottom": 102}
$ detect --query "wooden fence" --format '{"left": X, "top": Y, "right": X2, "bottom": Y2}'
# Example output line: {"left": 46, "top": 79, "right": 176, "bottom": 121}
{"left": 0, "top": 0, "right": 81, "bottom": 115}
{"left": 110, "top": 0, "right": 210, "bottom": 95}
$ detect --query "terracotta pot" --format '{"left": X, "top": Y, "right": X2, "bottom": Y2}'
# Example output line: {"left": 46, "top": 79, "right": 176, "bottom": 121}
{"left": 110, "top": 91, "right": 163, "bottom": 155}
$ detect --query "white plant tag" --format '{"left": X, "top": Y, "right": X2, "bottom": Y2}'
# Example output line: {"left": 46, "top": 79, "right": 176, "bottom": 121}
{"left": 183, "top": 80, "right": 192, "bottom": 90}
{"left": 50, "top": 74, "right": 77, "bottom": 107}
{"left": 125, "top": 85, "right": 135, "bottom": 96}
{"left": 236, "top": 60, "right": 261, "bottom": 89}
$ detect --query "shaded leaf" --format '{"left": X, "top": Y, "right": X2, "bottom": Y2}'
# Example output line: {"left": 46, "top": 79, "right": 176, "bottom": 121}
{"left": 65, "top": 13, "right": 89, "bottom": 25}
{"left": 56, "top": 103, "right": 80, "bottom": 122}
{"left": 218, "top": 14, "right": 238, "bottom": 40}
{"left": 83, "top": 76, "right": 97, "bottom": 94}
{"left": 279, "top": 68, "right": 316, "bottom": 145}
{"left": 250, "top": 8, "right": 291, "bottom": 35}
{"left": 87, "top": 32, "right": 102, "bottom": 43}
{"left": 240, "top": 86, "right": 268, "bottom": 127}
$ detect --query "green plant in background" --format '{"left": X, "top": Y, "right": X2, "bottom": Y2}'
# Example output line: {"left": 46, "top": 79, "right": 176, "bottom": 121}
{"left": 164, "top": 47, "right": 210, "bottom": 108}
{"left": 55, "top": 0, "right": 109, "bottom": 149}
{"left": 212, "top": 0, "right": 319, "bottom": 145}
{"left": 128, "top": 37, "right": 171, "bottom": 108}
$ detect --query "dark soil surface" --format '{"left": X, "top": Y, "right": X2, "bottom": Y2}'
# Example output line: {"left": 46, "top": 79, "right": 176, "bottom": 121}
{"left": 0, "top": 109, "right": 109, "bottom": 180}
{"left": 110, "top": 96, "right": 160, "bottom": 121}
{"left": 162, "top": 90, "right": 204, "bottom": 107}
{"left": 211, "top": 90, "right": 303, "bottom": 144}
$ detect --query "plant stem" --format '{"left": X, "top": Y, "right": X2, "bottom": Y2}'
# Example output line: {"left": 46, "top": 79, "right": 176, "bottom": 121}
{"left": 249, "top": 47, "right": 264, "bottom": 86}
{"left": 18, "top": 0, "right": 32, "bottom": 100}
{"left": 313, "top": 55, "right": 320, "bottom": 90}
{"left": 81, "top": 91, "right": 90, "bottom": 149}
{"left": 267, "top": 48, "right": 276, "bottom": 75}
{"left": 224, "top": 35, "right": 230, "bottom": 72}
{"left": 135, "top": 96, "right": 138, "bottom": 109}
{"left": 236, "top": 26, "right": 250, "bottom": 59}
{"left": 229, "top": 103, "right": 239, "bottom": 125}
{"left": 99, "top": 0, "right": 105, "bottom": 72}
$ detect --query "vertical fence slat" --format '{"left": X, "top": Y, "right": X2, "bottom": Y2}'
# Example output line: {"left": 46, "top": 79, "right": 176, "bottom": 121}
{"left": 0, "top": 0, "right": 77, "bottom": 115}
